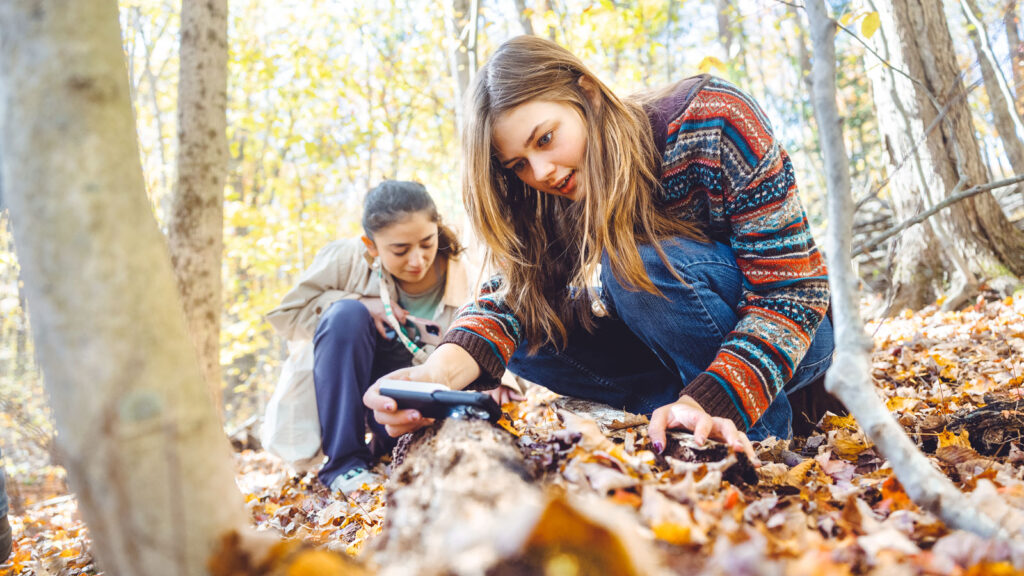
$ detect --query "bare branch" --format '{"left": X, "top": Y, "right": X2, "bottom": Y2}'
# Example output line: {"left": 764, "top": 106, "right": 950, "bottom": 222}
{"left": 854, "top": 173, "right": 1024, "bottom": 256}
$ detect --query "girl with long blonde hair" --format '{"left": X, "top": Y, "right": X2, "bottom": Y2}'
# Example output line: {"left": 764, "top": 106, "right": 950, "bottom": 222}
{"left": 366, "top": 36, "right": 837, "bottom": 456}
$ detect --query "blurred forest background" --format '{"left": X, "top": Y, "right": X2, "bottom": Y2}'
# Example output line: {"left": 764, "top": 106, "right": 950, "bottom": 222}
{"left": 1, "top": 0, "right": 1022, "bottom": 481}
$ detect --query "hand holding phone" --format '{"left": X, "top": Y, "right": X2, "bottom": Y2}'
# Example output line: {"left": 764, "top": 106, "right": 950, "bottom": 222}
{"left": 406, "top": 315, "right": 443, "bottom": 346}
{"left": 377, "top": 379, "right": 500, "bottom": 422}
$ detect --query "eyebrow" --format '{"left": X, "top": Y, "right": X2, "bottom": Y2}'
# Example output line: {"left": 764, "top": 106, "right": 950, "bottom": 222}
{"left": 386, "top": 232, "right": 437, "bottom": 248}
{"left": 499, "top": 123, "right": 543, "bottom": 168}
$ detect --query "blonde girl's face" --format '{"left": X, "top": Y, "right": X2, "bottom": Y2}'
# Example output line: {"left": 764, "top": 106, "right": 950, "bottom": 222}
{"left": 363, "top": 211, "right": 440, "bottom": 292}
{"left": 492, "top": 100, "right": 587, "bottom": 201}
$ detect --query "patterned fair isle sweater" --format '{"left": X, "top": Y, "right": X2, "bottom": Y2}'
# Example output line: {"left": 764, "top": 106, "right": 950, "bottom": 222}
{"left": 443, "top": 76, "right": 831, "bottom": 430}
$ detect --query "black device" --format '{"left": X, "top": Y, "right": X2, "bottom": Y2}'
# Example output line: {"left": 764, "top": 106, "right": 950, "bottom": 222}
{"left": 407, "top": 315, "right": 443, "bottom": 346}
{"left": 377, "top": 380, "right": 501, "bottom": 423}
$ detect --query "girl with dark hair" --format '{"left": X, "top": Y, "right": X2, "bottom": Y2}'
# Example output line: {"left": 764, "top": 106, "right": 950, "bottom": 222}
{"left": 269, "top": 180, "right": 492, "bottom": 493}
{"left": 366, "top": 36, "right": 837, "bottom": 458}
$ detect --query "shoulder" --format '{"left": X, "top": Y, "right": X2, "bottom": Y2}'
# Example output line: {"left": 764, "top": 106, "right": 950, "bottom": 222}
{"left": 311, "top": 237, "right": 373, "bottom": 269}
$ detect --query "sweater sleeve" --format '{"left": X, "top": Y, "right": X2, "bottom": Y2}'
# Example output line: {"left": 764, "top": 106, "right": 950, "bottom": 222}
{"left": 681, "top": 83, "right": 831, "bottom": 431}
{"left": 440, "top": 276, "right": 522, "bottom": 380}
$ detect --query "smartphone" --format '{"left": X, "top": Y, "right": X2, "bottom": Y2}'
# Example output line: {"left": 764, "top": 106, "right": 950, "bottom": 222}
{"left": 407, "top": 315, "right": 444, "bottom": 346}
{"left": 377, "top": 379, "right": 501, "bottom": 422}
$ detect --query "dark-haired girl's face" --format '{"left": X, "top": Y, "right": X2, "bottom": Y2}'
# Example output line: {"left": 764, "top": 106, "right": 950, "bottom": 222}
{"left": 492, "top": 100, "right": 586, "bottom": 201}
{"left": 363, "top": 211, "right": 440, "bottom": 293}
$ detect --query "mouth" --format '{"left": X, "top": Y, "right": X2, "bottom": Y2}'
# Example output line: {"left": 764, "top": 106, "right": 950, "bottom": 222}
{"left": 554, "top": 170, "right": 576, "bottom": 195}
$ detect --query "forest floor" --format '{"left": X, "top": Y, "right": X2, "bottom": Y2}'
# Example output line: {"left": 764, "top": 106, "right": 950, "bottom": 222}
{"left": 2, "top": 293, "right": 1024, "bottom": 575}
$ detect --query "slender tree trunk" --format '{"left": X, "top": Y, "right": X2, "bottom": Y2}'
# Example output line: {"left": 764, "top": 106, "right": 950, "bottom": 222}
{"left": 806, "top": 0, "right": 1013, "bottom": 540}
{"left": 1007, "top": 0, "right": 1024, "bottom": 117}
{"left": 865, "top": 0, "right": 1024, "bottom": 311}
{"left": 168, "top": 0, "right": 229, "bottom": 418}
{"left": 513, "top": 0, "right": 534, "bottom": 36}
{"left": 715, "top": 0, "right": 734, "bottom": 61}
{"left": 0, "top": 2, "right": 247, "bottom": 574}
{"left": 962, "top": 0, "right": 1024, "bottom": 197}
{"left": 445, "top": 0, "right": 476, "bottom": 135}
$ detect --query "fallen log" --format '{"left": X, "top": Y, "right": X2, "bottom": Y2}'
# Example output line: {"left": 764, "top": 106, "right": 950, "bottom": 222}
{"left": 370, "top": 414, "right": 667, "bottom": 575}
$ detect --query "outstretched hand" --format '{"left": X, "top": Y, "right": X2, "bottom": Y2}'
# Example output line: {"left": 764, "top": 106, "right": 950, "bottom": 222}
{"left": 648, "top": 395, "right": 760, "bottom": 465}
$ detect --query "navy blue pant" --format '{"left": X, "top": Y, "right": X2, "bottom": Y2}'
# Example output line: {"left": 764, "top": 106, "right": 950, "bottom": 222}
{"left": 313, "top": 300, "right": 406, "bottom": 487}
{"left": 508, "top": 237, "right": 834, "bottom": 441}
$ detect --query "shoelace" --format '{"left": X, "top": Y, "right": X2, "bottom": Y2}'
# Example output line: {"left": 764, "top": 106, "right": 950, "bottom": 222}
{"left": 342, "top": 467, "right": 366, "bottom": 480}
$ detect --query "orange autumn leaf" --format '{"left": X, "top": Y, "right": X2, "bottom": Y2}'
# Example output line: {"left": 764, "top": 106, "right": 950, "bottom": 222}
{"left": 879, "top": 475, "right": 916, "bottom": 512}
{"left": 938, "top": 429, "right": 971, "bottom": 449}
{"left": 652, "top": 522, "right": 693, "bottom": 546}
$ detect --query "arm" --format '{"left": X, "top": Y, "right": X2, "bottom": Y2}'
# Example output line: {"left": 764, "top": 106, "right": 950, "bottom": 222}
{"left": 266, "top": 241, "right": 365, "bottom": 341}
{"left": 683, "top": 82, "right": 830, "bottom": 430}
{"left": 363, "top": 276, "right": 526, "bottom": 436}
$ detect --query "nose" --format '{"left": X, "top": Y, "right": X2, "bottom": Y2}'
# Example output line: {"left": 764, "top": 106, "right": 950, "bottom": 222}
{"left": 532, "top": 157, "right": 555, "bottom": 185}
{"left": 410, "top": 248, "right": 428, "bottom": 267}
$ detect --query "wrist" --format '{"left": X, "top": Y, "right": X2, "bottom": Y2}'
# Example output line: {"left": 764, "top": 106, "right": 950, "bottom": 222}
{"left": 430, "top": 343, "right": 481, "bottom": 390}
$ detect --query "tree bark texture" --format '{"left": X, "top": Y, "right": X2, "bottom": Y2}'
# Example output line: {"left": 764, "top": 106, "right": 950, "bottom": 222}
{"left": 512, "top": 0, "right": 534, "bottom": 36}
{"left": 865, "top": 0, "right": 1024, "bottom": 311}
{"left": 1007, "top": 0, "right": 1024, "bottom": 118}
{"left": 445, "top": 0, "right": 477, "bottom": 136}
{"left": 0, "top": 2, "right": 247, "bottom": 574}
{"left": 806, "top": 0, "right": 1010, "bottom": 540}
{"left": 168, "top": 0, "right": 229, "bottom": 417}
{"left": 961, "top": 0, "right": 1024, "bottom": 197}
{"left": 373, "top": 418, "right": 659, "bottom": 576}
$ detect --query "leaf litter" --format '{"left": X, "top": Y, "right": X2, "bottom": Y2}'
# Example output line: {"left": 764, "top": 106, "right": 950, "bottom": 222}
{"left": 2, "top": 293, "right": 1024, "bottom": 575}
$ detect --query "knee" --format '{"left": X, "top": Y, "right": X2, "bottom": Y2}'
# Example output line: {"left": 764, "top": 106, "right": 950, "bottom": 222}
{"left": 315, "top": 299, "right": 373, "bottom": 343}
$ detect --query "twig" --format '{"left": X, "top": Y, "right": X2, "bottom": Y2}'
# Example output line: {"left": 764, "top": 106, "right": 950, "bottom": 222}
{"left": 854, "top": 173, "right": 1024, "bottom": 256}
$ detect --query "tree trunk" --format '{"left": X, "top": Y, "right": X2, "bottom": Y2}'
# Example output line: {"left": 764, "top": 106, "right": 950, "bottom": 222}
{"left": 865, "top": 0, "right": 1024, "bottom": 311}
{"left": 961, "top": 0, "right": 1024, "bottom": 197}
{"left": 168, "top": 0, "right": 229, "bottom": 418}
{"left": 445, "top": 0, "right": 477, "bottom": 135}
{"left": 0, "top": 2, "right": 248, "bottom": 574}
{"left": 715, "top": 0, "right": 735, "bottom": 61}
{"left": 373, "top": 417, "right": 661, "bottom": 575}
{"left": 1007, "top": 0, "right": 1024, "bottom": 117}
{"left": 806, "top": 0, "right": 1014, "bottom": 540}
{"left": 512, "top": 0, "right": 534, "bottom": 36}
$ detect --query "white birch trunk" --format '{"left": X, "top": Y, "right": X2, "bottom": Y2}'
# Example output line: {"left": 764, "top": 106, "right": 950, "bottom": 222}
{"left": 168, "top": 0, "right": 229, "bottom": 417}
{"left": 0, "top": 2, "right": 247, "bottom": 574}
{"left": 806, "top": 0, "right": 1011, "bottom": 539}
{"left": 961, "top": 0, "right": 1024, "bottom": 197}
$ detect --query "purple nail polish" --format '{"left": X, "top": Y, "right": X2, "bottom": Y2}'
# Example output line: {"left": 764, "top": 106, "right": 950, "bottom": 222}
{"left": 653, "top": 441, "right": 664, "bottom": 454}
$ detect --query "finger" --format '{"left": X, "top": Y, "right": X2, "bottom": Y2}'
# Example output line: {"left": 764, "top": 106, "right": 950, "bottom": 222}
{"left": 508, "top": 390, "right": 525, "bottom": 402}
{"left": 385, "top": 417, "right": 434, "bottom": 437}
{"left": 692, "top": 415, "right": 713, "bottom": 446}
{"left": 714, "top": 418, "right": 740, "bottom": 447}
{"left": 374, "top": 408, "right": 423, "bottom": 427}
{"left": 373, "top": 316, "right": 389, "bottom": 338}
{"left": 648, "top": 406, "right": 669, "bottom": 454}
{"left": 363, "top": 384, "right": 396, "bottom": 412}
{"left": 392, "top": 303, "right": 408, "bottom": 323}
{"left": 739, "top": 434, "right": 760, "bottom": 466}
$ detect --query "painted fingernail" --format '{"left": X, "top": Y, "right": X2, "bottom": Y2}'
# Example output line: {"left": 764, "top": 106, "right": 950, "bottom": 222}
{"left": 408, "top": 411, "right": 420, "bottom": 421}
{"left": 653, "top": 441, "right": 664, "bottom": 454}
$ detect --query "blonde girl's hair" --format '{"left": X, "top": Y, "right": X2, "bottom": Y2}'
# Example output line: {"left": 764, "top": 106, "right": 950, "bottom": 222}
{"left": 463, "top": 35, "right": 704, "bottom": 352}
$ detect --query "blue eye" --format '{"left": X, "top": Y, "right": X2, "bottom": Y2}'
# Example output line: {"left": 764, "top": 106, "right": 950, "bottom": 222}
{"left": 538, "top": 132, "right": 552, "bottom": 146}
{"left": 512, "top": 160, "right": 526, "bottom": 172}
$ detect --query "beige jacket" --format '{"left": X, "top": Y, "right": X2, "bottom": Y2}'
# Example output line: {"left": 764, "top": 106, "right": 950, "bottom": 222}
{"left": 267, "top": 238, "right": 473, "bottom": 342}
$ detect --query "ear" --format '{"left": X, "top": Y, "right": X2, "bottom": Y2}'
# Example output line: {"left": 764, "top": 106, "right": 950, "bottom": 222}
{"left": 361, "top": 235, "right": 379, "bottom": 258}
{"left": 578, "top": 76, "right": 601, "bottom": 112}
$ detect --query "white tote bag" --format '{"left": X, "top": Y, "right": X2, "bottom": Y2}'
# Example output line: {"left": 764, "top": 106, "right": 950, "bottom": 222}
{"left": 261, "top": 341, "right": 323, "bottom": 469}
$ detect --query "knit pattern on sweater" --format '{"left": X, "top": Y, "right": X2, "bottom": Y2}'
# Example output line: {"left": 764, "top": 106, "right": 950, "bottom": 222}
{"left": 443, "top": 77, "right": 830, "bottom": 430}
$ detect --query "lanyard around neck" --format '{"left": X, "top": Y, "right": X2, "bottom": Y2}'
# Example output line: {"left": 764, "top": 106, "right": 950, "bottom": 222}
{"left": 377, "top": 265, "right": 430, "bottom": 363}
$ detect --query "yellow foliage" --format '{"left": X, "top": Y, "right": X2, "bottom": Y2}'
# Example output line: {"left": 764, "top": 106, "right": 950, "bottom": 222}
{"left": 286, "top": 550, "right": 353, "bottom": 576}
{"left": 652, "top": 522, "right": 692, "bottom": 546}
{"left": 938, "top": 429, "right": 971, "bottom": 449}
{"left": 861, "top": 12, "right": 881, "bottom": 39}
{"left": 698, "top": 55, "right": 727, "bottom": 74}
